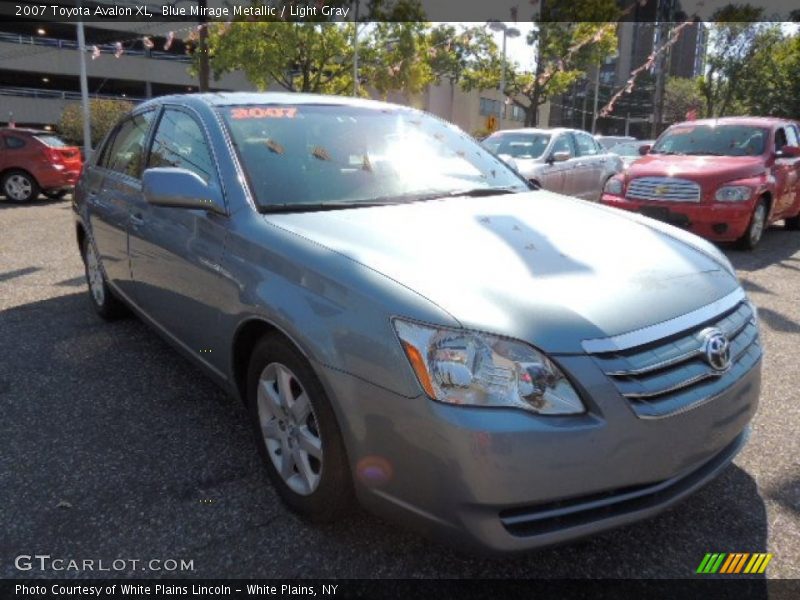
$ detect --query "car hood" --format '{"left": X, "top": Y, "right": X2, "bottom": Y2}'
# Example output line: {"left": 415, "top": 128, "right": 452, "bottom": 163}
{"left": 265, "top": 192, "right": 739, "bottom": 353}
{"left": 626, "top": 154, "right": 766, "bottom": 184}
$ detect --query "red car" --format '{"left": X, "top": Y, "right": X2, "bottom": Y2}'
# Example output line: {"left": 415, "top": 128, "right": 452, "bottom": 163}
{"left": 0, "top": 128, "right": 83, "bottom": 203}
{"left": 601, "top": 117, "right": 800, "bottom": 249}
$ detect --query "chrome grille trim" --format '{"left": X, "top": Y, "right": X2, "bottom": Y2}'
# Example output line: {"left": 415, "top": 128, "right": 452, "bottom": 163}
{"left": 626, "top": 177, "right": 701, "bottom": 202}
{"left": 589, "top": 296, "right": 761, "bottom": 419}
{"left": 582, "top": 288, "right": 746, "bottom": 354}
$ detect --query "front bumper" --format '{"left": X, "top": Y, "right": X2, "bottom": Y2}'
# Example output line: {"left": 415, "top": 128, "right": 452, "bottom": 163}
{"left": 601, "top": 194, "right": 753, "bottom": 241}
{"left": 319, "top": 353, "right": 760, "bottom": 553}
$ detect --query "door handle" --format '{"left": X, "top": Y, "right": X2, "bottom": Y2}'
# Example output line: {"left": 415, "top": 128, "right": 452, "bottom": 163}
{"left": 130, "top": 213, "right": 145, "bottom": 227}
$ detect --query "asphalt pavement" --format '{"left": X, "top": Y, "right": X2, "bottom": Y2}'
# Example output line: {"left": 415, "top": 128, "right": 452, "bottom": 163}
{"left": 1, "top": 197, "right": 798, "bottom": 579}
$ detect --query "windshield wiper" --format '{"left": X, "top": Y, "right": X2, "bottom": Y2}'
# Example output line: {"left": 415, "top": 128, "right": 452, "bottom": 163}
{"left": 259, "top": 200, "right": 402, "bottom": 213}
{"left": 441, "top": 186, "right": 522, "bottom": 198}
{"left": 650, "top": 151, "right": 685, "bottom": 155}
{"left": 683, "top": 151, "right": 726, "bottom": 156}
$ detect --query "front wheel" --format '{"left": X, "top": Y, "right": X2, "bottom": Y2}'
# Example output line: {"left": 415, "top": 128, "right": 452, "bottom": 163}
{"left": 736, "top": 199, "right": 768, "bottom": 250}
{"left": 1, "top": 170, "right": 40, "bottom": 203}
{"left": 247, "top": 333, "right": 353, "bottom": 522}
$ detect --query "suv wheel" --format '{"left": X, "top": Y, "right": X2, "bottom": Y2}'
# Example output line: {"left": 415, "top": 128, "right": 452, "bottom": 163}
{"left": 247, "top": 333, "right": 353, "bottom": 522}
{"left": 736, "top": 199, "right": 768, "bottom": 250}
{"left": 1, "top": 170, "right": 40, "bottom": 203}
{"left": 82, "top": 237, "right": 127, "bottom": 320}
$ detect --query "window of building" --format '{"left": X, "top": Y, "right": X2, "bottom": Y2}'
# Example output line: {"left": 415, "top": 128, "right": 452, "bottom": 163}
{"left": 479, "top": 97, "right": 501, "bottom": 118}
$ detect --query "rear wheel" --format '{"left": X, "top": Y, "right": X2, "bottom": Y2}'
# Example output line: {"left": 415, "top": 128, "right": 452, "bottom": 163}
{"left": 81, "top": 237, "right": 127, "bottom": 320}
{"left": 736, "top": 198, "right": 768, "bottom": 250}
{"left": 247, "top": 333, "right": 353, "bottom": 522}
{"left": 1, "top": 170, "right": 40, "bottom": 203}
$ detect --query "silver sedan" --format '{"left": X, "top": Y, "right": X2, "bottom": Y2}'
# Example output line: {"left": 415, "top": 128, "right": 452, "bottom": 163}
{"left": 483, "top": 127, "right": 623, "bottom": 201}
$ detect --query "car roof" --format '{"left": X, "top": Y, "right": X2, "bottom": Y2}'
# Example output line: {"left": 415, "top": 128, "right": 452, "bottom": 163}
{"left": 0, "top": 127, "right": 51, "bottom": 135}
{"left": 138, "top": 91, "right": 413, "bottom": 112}
{"left": 488, "top": 127, "right": 579, "bottom": 135}
{"left": 669, "top": 116, "right": 794, "bottom": 128}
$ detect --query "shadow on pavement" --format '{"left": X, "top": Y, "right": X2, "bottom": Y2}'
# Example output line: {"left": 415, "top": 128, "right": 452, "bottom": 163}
{"left": 723, "top": 226, "right": 800, "bottom": 273}
{"left": 0, "top": 292, "right": 772, "bottom": 580}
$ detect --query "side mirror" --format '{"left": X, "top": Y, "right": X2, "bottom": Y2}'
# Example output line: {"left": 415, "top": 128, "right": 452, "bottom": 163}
{"left": 142, "top": 167, "right": 224, "bottom": 214}
{"left": 549, "top": 151, "right": 571, "bottom": 163}
{"left": 638, "top": 144, "right": 651, "bottom": 156}
{"left": 776, "top": 145, "right": 800, "bottom": 158}
{"left": 498, "top": 154, "right": 519, "bottom": 172}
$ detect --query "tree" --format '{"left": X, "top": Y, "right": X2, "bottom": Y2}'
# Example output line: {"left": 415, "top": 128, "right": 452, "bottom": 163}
{"left": 460, "top": 0, "right": 619, "bottom": 126}
{"left": 663, "top": 77, "right": 705, "bottom": 124}
{"left": 59, "top": 99, "right": 134, "bottom": 147}
{"left": 698, "top": 5, "right": 766, "bottom": 117}
{"left": 736, "top": 27, "right": 800, "bottom": 119}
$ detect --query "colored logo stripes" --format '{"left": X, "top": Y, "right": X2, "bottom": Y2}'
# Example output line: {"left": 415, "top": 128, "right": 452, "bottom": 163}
{"left": 696, "top": 553, "right": 773, "bottom": 574}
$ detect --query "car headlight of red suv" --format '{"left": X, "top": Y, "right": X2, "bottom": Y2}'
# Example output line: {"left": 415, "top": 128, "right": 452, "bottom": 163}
{"left": 715, "top": 185, "right": 752, "bottom": 202}
{"left": 604, "top": 177, "right": 624, "bottom": 196}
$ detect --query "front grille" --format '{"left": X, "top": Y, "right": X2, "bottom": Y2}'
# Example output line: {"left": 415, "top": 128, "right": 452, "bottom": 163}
{"left": 591, "top": 301, "right": 761, "bottom": 418}
{"left": 626, "top": 177, "right": 701, "bottom": 202}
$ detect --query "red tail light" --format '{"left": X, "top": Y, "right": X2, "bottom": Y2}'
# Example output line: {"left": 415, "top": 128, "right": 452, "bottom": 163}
{"left": 43, "top": 147, "right": 64, "bottom": 164}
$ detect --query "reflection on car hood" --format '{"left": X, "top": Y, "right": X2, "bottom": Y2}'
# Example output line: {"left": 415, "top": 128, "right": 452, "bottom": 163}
{"left": 626, "top": 155, "right": 766, "bottom": 183}
{"left": 265, "top": 192, "right": 739, "bottom": 353}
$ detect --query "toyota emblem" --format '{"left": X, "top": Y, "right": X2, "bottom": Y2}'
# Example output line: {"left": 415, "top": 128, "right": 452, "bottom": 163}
{"left": 701, "top": 328, "right": 731, "bottom": 372}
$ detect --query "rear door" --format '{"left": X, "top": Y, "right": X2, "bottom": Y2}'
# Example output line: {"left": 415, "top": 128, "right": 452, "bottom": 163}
{"left": 86, "top": 111, "right": 156, "bottom": 296}
{"left": 128, "top": 106, "right": 230, "bottom": 375}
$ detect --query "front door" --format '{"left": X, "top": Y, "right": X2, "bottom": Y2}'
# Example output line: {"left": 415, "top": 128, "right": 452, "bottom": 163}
{"left": 128, "top": 107, "right": 231, "bottom": 376}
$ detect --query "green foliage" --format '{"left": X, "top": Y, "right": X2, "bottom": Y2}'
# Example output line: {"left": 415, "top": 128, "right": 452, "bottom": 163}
{"left": 663, "top": 77, "right": 705, "bottom": 124}
{"left": 58, "top": 99, "right": 134, "bottom": 147}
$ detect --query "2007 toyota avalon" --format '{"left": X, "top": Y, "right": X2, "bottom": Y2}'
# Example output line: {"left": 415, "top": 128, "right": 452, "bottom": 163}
{"left": 74, "top": 93, "right": 761, "bottom": 553}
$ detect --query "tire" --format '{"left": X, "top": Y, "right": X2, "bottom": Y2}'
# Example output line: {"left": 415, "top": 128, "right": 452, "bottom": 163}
{"left": 81, "top": 236, "right": 127, "bottom": 320}
{"left": 246, "top": 333, "right": 353, "bottom": 522}
{"left": 786, "top": 214, "right": 800, "bottom": 231}
{"left": 736, "top": 198, "right": 768, "bottom": 250}
{"left": 1, "top": 170, "right": 40, "bottom": 203}
{"left": 44, "top": 190, "right": 69, "bottom": 200}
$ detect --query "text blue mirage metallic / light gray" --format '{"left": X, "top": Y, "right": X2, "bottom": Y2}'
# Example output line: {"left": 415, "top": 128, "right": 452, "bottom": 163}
{"left": 73, "top": 93, "right": 761, "bottom": 554}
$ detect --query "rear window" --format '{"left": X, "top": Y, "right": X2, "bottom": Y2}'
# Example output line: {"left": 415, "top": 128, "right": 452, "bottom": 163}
{"left": 34, "top": 135, "right": 68, "bottom": 148}
{"left": 482, "top": 132, "right": 551, "bottom": 159}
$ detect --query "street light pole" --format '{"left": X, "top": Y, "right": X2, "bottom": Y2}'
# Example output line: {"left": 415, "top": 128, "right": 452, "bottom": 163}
{"left": 591, "top": 62, "right": 600, "bottom": 134}
{"left": 352, "top": 0, "right": 360, "bottom": 97}
{"left": 76, "top": 0, "right": 92, "bottom": 157}
{"left": 488, "top": 21, "right": 520, "bottom": 130}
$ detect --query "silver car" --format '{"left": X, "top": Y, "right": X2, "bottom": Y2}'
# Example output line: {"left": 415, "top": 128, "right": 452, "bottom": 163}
{"left": 482, "top": 128, "right": 623, "bottom": 201}
{"left": 74, "top": 93, "right": 761, "bottom": 554}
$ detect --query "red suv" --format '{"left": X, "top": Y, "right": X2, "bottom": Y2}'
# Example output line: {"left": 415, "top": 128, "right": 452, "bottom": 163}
{"left": 601, "top": 117, "right": 800, "bottom": 249}
{"left": 0, "top": 128, "right": 83, "bottom": 203}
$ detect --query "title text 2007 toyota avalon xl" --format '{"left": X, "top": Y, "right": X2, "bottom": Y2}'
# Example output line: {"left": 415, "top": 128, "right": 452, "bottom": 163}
{"left": 73, "top": 93, "right": 761, "bottom": 553}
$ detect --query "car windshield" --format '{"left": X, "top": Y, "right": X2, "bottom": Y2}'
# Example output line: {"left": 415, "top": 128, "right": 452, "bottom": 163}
{"left": 482, "top": 132, "right": 551, "bottom": 159}
{"left": 220, "top": 104, "right": 528, "bottom": 209}
{"left": 609, "top": 142, "right": 647, "bottom": 157}
{"left": 34, "top": 135, "right": 68, "bottom": 147}
{"left": 651, "top": 125, "right": 768, "bottom": 157}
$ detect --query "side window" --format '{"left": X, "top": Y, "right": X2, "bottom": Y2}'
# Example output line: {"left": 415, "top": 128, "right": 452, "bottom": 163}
{"left": 105, "top": 112, "right": 154, "bottom": 178}
{"left": 146, "top": 109, "right": 216, "bottom": 184}
{"left": 551, "top": 134, "right": 575, "bottom": 157}
{"left": 95, "top": 127, "right": 118, "bottom": 168}
{"left": 785, "top": 126, "right": 799, "bottom": 147}
{"left": 574, "top": 132, "right": 599, "bottom": 157}
{"left": 775, "top": 128, "right": 788, "bottom": 152}
{"left": 5, "top": 135, "right": 26, "bottom": 149}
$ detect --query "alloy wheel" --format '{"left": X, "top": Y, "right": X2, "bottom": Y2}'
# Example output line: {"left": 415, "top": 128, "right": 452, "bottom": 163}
{"left": 256, "top": 362, "right": 323, "bottom": 496}
{"left": 750, "top": 203, "right": 767, "bottom": 246}
{"left": 4, "top": 174, "right": 33, "bottom": 201}
{"left": 85, "top": 242, "right": 105, "bottom": 306}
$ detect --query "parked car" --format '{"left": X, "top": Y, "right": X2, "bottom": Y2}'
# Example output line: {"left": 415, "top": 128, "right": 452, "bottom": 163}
{"left": 595, "top": 135, "right": 636, "bottom": 150}
{"left": 608, "top": 139, "right": 655, "bottom": 168}
{"left": 601, "top": 117, "right": 800, "bottom": 249}
{"left": 75, "top": 93, "right": 761, "bottom": 553}
{"left": 482, "top": 128, "right": 623, "bottom": 201}
{"left": 0, "top": 128, "right": 82, "bottom": 202}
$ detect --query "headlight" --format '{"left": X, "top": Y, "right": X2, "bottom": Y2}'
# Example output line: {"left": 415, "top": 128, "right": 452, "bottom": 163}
{"left": 393, "top": 319, "right": 585, "bottom": 415}
{"left": 604, "top": 177, "right": 623, "bottom": 195}
{"left": 715, "top": 185, "right": 752, "bottom": 202}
